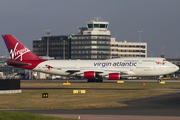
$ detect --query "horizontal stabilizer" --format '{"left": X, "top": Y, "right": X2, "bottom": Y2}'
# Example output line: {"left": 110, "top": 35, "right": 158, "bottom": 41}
{"left": 6, "top": 60, "right": 31, "bottom": 66}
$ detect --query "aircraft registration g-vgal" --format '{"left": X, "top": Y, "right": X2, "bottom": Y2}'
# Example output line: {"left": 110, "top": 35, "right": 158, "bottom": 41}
{"left": 2, "top": 35, "right": 179, "bottom": 82}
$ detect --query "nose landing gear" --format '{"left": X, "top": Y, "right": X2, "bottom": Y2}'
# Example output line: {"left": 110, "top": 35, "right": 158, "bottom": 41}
{"left": 157, "top": 76, "right": 163, "bottom": 82}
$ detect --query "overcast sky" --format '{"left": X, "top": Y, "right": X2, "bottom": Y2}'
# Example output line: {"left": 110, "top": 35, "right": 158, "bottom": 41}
{"left": 0, "top": 0, "right": 180, "bottom": 58}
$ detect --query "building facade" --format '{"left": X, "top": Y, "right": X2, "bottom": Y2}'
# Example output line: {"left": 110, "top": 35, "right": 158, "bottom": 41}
{"left": 33, "top": 18, "right": 147, "bottom": 60}
{"left": 33, "top": 36, "right": 71, "bottom": 59}
{"left": 111, "top": 38, "right": 147, "bottom": 58}
{"left": 71, "top": 35, "right": 111, "bottom": 59}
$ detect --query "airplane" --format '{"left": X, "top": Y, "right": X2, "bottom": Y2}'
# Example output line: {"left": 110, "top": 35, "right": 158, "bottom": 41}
{"left": 2, "top": 35, "right": 179, "bottom": 82}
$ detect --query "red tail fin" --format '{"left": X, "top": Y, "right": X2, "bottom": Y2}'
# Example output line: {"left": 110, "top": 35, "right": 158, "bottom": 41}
{"left": 2, "top": 35, "right": 41, "bottom": 61}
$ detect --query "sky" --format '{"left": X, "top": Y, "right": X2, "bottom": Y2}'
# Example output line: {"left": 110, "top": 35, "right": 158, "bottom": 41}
{"left": 0, "top": 0, "right": 180, "bottom": 58}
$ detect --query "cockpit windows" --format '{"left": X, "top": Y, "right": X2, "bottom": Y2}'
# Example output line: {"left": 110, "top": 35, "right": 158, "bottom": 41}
{"left": 163, "top": 59, "right": 167, "bottom": 61}
{"left": 87, "top": 24, "right": 108, "bottom": 28}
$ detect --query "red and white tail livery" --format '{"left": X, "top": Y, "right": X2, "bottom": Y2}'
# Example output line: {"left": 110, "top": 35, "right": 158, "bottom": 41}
{"left": 2, "top": 35, "right": 45, "bottom": 70}
{"left": 3, "top": 35, "right": 41, "bottom": 61}
{"left": 2, "top": 35, "right": 179, "bottom": 82}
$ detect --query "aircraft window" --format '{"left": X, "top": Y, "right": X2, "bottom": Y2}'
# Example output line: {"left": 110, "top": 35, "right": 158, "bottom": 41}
{"left": 88, "top": 24, "right": 93, "bottom": 28}
{"left": 124, "top": 60, "right": 138, "bottom": 62}
{"left": 142, "top": 60, "right": 155, "bottom": 62}
{"left": 137, "top": 67, "right": 150, "bottom": 68}
{"left": 94, "top": 24, "right": 99, "bottom": 28}
{"left": 100, "top": 24, "right": 105, "bottom": 28}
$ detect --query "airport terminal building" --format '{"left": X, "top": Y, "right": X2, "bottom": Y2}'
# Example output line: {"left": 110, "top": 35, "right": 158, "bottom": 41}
{"left": 33, "top": 36, "right": 71, "bottom": 59}
{"left": 111, "top": 38, "right": 147, "bottom": 58}
{"left": 33, "top": 18, "right": 147, "bottom": 60}
{"left": 33, "top": 18, "right": 111, "bottom": 60}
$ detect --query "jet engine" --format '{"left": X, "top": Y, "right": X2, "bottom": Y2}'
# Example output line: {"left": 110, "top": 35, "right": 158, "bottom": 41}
{"left": 108, "top": 73, "right": 120, "bottom": 80}
{"left": 84, "top": 71, "right": 95, "bottom": 78}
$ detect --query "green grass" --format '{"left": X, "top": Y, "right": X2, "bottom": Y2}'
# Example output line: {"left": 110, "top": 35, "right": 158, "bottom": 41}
{"left": 0, "top": 89, "right": 175, "bottom": 109}
{"left": 21, "top": 82, "right": 180, "bottom": 89}
{"left": 2, "top": 82, "right": 178, "bottom": 120}
{"left": 0, "top": 82, "right": 179, "bottom": 109}
{"left": 0, "top": 111, "right": 77, "bottom": 120}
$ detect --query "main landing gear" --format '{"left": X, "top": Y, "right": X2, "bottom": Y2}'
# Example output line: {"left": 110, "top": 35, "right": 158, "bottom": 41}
{"left": 87, "top": 76, "right": 103, "bottom": 82}
{"left": 157, "top": 76, "right": 163, "bottom": 82}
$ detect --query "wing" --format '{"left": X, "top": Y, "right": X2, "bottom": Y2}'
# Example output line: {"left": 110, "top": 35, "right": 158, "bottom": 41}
{"left": 55, "top": 68, "right": 129, "bottom": 76}
{"left": 46, "top": 64, "right": 130, "bottom": 78}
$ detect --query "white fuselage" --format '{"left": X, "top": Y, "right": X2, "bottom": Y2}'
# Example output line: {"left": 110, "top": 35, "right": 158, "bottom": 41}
{"left": 33, "top": 57, "right": 179, "bottom": 78}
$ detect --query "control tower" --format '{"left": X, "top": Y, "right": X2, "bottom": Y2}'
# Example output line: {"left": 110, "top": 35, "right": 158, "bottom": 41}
{"left": 83, "top": 17, "right": 111, "bottom": 35}
{"left": 71, "top": 17, "right": 111, "bottom": 60}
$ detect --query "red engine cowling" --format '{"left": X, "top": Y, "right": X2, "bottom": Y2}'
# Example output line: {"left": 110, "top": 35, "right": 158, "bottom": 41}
{"left": 108, "top": 73, "right": 120, "bottom": 80}
{"left": 84, "top": 71, "right": 95, "bottom": 78}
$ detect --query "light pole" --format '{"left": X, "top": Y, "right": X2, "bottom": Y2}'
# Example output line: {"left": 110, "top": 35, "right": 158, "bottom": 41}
{"left": 151, "top": 53, "right": 153, "bottom": 57}
{"left": 38, "top": 44, "right": 41, "bottom": 56}
{"left": 176, "top": 54, "right": 178, "bottom": 58}
{"left": 5, "top": 49, "right": 8, "bottom": 58}
{"left": 162, "top": 46, "right": 165, "bottom": 55}
{"left": 62, "top": 40, "right": 66, "bottom": 59}
{"left": 161, "top": 46, "right": 165, "bottom": 58}
{"left": 45, "top": 30, "right": 50, "bottom": 57}
{"left": 138, "top": 30, "right": 143, "bottom": 57}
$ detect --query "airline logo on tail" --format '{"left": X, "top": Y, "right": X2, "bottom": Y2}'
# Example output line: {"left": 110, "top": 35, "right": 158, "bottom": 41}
{"left": 10, "top": 42, "right": 30, "bottom": 61}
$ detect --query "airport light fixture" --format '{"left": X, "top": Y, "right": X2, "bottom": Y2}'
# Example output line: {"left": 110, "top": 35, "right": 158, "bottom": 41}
{"left": 162, "top": 46, "right": 165, "bottom": 55}
{"left": 138, "top": 30, "right": 143, "bottom": 57}
{"left": 45, "top": 30, "right": 50, "bottom": 57}
{"left": 62, "top": 40, "right": 66, "bottom": 59}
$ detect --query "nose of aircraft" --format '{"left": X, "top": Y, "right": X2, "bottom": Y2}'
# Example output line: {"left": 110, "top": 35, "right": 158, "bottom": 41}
{"left": 166, "top": 62, "right": 179, "bottom": 74}
{"left": 172, "top": 63, "right": 179, "bottom": 72}
{"left": 175, "top": 65, "right": 179, "bottom": 71}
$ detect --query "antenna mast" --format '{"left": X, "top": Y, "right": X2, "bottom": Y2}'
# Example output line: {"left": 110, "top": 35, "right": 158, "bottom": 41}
{"left": 94, "top": 17, "right": 101, "bottom": 21}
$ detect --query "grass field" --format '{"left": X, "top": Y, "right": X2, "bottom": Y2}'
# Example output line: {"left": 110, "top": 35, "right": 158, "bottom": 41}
{"left": 0, "top": 111, "right": 77, "bottom": 120}
{"left": 0, "top": 82, "right": 178, "bottom": 109}
{"left": 21, "top": 82, "right": 180, "bottom": 89}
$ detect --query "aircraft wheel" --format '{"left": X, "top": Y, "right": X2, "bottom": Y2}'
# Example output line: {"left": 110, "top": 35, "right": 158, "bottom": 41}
{"left": 157, "top": 79, "right": 162, "bottom": 83}
{"left": 158, "top": 76, "right": 163, "bottom": 82}
{"left": 95, "top": 77, "right": 103, "bottom": 82}
{"left": 88, "top": 78, "right": 95, "bottom": 82}
{"left": 96, "top": 79, "right": 102, "bottom": 82}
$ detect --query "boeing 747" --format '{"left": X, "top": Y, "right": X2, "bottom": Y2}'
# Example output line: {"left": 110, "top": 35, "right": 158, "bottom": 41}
{"left": 2, "top": 35, "right": 179, "bottom": 82}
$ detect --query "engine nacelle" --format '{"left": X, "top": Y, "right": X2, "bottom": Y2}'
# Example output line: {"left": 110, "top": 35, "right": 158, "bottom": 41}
{"left": 108, "top": 73, "right": 120, "bottom": 80}
{"left": 84, "top": 71, "right": 95, "bottom": 78}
